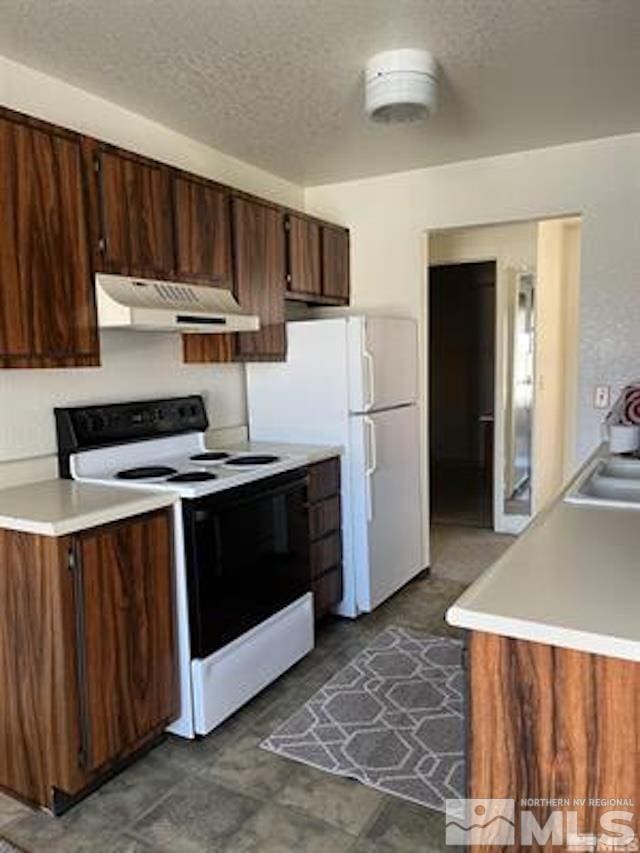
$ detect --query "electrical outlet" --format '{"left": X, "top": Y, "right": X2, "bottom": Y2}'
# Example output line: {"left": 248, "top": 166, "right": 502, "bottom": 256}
{"left": 594, "top": 385, "right": 610, "bottom": 409}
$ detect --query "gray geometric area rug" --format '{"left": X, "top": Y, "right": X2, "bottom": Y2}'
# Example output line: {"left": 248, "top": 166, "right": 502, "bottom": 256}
{"left": 261, "top": 626, "right": 465, "bottom": 812}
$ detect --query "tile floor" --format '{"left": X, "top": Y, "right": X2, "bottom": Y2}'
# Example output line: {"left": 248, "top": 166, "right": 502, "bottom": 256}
{"left": 0, "top": 525, "right": 514, "bottom": 853}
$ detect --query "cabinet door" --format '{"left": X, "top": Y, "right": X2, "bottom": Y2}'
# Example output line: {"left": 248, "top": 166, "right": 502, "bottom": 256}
{"left": 286, "top": 214, "right": 321, "bottom": 297}
{"left": 75, "top": 510, "right": 177, "bottom": 772}
{"left": 233, "top": 196, "right": 287, "bottom": 361}
{"left": 173, "top": 174, "right": 232, "bottom": 286}
{"left": 0, "top": 111, "right": 98, "bottom": 367}
{"left": 95, "top": 147, "right": 173, "bottom": 277}
{"left": 321, "top": 225, "right": 350, "bottom": 303}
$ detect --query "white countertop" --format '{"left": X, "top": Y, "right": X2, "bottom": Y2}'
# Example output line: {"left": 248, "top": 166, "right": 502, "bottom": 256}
{"left": 0, "top": 479, "right": 177, "bottom": 536}
{"left": 447, "top": 453, "right": 640, "bottom": 662}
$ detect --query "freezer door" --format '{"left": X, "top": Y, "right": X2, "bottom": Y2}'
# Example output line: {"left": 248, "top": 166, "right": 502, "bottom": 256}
{"left": 348, "top": 317, "right": 419, "bottom": 413}
{"left": 350, "top": 404, "right": 423, "bottom": 612}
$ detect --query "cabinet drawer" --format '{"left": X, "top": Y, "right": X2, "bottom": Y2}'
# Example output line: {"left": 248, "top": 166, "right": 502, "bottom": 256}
{"left": 308, "top": 457, "right": 340, "bottom": 502}
{"left": 310, "top": 531, "right": 342, "bottom": 580}
{"left": 309, "top": 495, "right": 341, "bottom": 541}
{"left": 312, "top": 567, "right": 343, "bottom": 620}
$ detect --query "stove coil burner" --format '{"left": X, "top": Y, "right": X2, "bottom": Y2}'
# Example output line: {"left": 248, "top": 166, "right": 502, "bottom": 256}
{"left": 116, "top": 466, "right": 177, "bottom": 480}
{"left": 166, "top": 471, "right": 218, "bottom": 483}
{"left": 189, "top": 452, "right": 232, "bottom": 462}
{"left": 227, "top": 454, "right": 281, "bottom": 466}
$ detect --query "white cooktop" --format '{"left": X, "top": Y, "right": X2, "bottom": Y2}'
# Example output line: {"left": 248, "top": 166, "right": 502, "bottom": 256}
{"left": 70, "top": 433, "right": 331, "bottom": 499}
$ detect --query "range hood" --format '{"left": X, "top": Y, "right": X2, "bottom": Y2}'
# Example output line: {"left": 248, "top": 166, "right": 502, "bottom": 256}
{"left": 96, "top": 273, "right": 260, "bottom": 333}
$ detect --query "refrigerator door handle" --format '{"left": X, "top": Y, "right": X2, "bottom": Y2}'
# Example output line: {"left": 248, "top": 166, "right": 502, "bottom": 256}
{"left": 364, "top": 416, "right": 378, "bottom": 521}
{"left": 363, "top": 347, "right": 375, "bottom": 410}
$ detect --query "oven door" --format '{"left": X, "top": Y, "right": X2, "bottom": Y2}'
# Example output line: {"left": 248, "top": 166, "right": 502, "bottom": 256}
{"left": 183, "top": 469, "right": 310, "bottom": 658}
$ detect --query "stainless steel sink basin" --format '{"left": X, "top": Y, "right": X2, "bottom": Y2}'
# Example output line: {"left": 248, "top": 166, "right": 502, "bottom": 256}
{"left": 565, "top": 456, "right": 640, "bottom": 509}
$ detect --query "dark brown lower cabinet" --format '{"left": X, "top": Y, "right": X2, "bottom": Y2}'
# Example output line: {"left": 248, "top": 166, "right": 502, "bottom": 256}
{"left": 0, "top": 509, "right": 178, "bottom": 812}
{"left": 468, "top": 631, "right": 639, "bottom": 851}
{"left": 307, "top": 458, "right": 343, "bottom": 620}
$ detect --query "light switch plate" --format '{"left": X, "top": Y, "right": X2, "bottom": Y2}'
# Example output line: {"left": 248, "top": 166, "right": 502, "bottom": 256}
{"left": 594, "top": 385, "right": 610, "bottom": 409}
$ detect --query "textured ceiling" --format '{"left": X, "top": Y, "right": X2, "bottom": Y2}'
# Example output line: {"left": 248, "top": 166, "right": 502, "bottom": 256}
{"left": 0, "top": 0, "right": 638, "bottom": 185}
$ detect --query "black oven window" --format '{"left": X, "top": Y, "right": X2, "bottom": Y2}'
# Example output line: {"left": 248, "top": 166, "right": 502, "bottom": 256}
{"left": 185, "top": 474, "right": 310, "bottom": 657}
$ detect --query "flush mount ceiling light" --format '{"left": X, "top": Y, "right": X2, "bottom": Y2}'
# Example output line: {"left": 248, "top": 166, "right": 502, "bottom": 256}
{"left": 365, "top": 48, "right": 438, "bottom": 123}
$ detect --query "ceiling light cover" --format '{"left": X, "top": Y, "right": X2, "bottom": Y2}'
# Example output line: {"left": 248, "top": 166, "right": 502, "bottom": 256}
{"left": 365, "top": 49, "right": 437, "bottom": 123}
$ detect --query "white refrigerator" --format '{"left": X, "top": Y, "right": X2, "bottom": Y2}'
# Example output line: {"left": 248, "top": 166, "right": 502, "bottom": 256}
{"left": 246, "top": 316, "right": 425, "bottom": 617}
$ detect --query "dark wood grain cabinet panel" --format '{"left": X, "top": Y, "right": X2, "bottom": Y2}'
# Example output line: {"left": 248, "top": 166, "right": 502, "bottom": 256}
{"left": 0, "top": 109, "right": 98, "bottom": 368}
{"left": 76, "top": 511, "right": 178, "bottom": 772}
{"left": 310, "top": 531, "right": 342, "bottom": 580}
{"left": 0, "top": 530, "right": 85, "bottom": 805}
{"left": 0, "top": 106, "right": 349, "bottom": 369}
{"left": 307, "top": 457, "right": 343, "bottom": 620}
{"left": 91, "top": 145, "right": 174, "bottom": 277}
{"left": 177, "top": 173, "right": 235, "bottom": 364}
{"left": 312, "top": 568, "right": 344, "bottom": 621}
{"left": 468, "top": 631, "right": 640, "bottom": 851}
{"left": 233, "top": 196, "right": 287, "bottom": 361}
{"left": 321, "top": 224, "right": 350, "bottom": 303}
{"left": 308, "top": 457, "right": 341, "bottom": 503}
{"left": 286, "top": 213, "right": 322, "bottom": 297}
{"left": 0, "top": 509, "right": 177, "bottom": 812}
{"left": 172, "top": 174, "right": 232, "bottom": 286}
{"left": 309, "top": 495, "right": 341, "bottom": 541}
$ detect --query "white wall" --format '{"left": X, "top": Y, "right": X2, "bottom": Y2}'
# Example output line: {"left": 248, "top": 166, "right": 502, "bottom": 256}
{"left": 306, "top": 133, "right": 640, "bottom": 471}
{"left": 0, "top": 57, "right": 304, "bottom": 474}
{"left": 429, "top": 223, "right": 538, "bottom": 530}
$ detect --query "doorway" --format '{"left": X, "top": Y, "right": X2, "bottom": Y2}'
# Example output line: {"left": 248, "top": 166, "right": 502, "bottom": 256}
{"left": 429, "top": 261, "right": 496, "bottom": 528}
{"left": 426, "top": 216, "right": 581, "bottom": 539}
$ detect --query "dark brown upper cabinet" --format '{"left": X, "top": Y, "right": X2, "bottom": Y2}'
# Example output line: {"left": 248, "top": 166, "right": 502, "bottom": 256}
{"left": 321, "top": 224, "right": 350, "bottom": 304}
{"left": 285, "top": 215, "right": 350, "bottom": 306}
{"left": 233, "top": 196, "right": 287, "bottom": 361}
{"left": 0, "top": 108, "right": 98, "bottom": 368}
{"left": 172, "top": 173, "right": 233, "bottom": 287}
{"left": 286, "top": 213, "right": 322, "bottom": 298}
{"left": 89, "top": 144, "right": 174, "bottom": 278}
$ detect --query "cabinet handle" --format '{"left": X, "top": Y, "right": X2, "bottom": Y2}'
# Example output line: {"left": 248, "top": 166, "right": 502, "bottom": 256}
{"left": 97, "top": 237, "right": 106, "bottom": 254}
{"left": 69, "top": 544, "right": 91, "bottom": 770}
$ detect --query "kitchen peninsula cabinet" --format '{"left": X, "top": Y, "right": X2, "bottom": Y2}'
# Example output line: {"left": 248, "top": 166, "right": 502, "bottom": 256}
{"left": 0, "top": 107, "right": 98, "bottom": 368}
{"left": 467, "top": 631, "right": 639, "bottom": 850}
{"left": 0, "top": 508, "right": 178, "bottom": 813}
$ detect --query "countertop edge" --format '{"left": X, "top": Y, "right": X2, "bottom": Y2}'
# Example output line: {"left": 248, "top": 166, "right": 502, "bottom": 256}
{"left": 446, "top": 604, "right": 640, "bottom": 663}
{"left": 0, "top": 493, "right": 177, "bottom": 537}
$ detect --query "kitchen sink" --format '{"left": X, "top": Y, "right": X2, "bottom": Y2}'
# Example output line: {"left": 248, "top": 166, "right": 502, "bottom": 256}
{"left": 565, "top": 455, "right": 640, "bottom": 509}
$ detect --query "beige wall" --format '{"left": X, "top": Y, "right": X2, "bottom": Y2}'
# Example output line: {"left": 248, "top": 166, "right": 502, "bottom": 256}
{"left": 305, "top": 132, "right": 640, "bottom": 471}
{"left": 0, "top": 57, "right": 304, "bottom": 475}
{"left": 533, "top": 218, "right": 581, "bottom": 510}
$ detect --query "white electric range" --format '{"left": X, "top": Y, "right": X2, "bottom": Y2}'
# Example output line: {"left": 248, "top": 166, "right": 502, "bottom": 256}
{"left": 55, "top": 396, "right": 317, "bottom": 738}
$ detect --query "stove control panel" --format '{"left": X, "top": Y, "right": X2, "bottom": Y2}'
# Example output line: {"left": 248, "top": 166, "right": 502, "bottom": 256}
{"left": 55, "top": 396, "right": 209, "bottom": 477}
